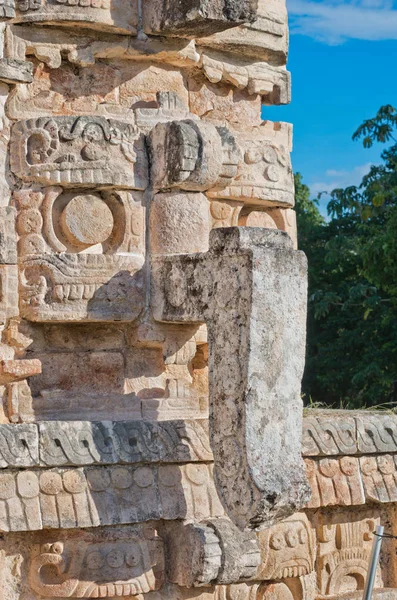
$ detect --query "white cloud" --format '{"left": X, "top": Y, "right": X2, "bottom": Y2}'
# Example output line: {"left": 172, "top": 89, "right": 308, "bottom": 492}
{"left": 288, "top": 0, "right": 397, "bottom": 43}
{"left": 309, "top": 162, "right": 372, "bottom": 195}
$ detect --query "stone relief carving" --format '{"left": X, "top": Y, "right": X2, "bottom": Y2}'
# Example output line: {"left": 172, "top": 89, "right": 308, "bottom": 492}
{"left": 10, "top": 116, "right": 147, "bottom": 189}
{"left": 29, "top": 526, "right": 164, "bottom": 597}
{"left": 14, "top": 188, "right": 145, "bottom": 322}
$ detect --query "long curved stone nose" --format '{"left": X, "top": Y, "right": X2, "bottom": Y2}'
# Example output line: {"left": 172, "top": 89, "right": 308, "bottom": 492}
{"left": 151, "top": 225, "right": 311, "bottom": 530}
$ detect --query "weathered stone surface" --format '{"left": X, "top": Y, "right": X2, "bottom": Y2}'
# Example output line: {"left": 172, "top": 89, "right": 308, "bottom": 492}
{"left": 14, "top": 188, "right": 145, "bottom": 322}
{"left": 357, "top": 413, "right": 397, "bottom": 454}
{"left": 360, "top": 454, "right": 397, "bottom": 503}
{"left": 148, "top": 120, "right": 240, "bottom": 192}
{"left": 238, "top": 208, "right": 297, "bottom": 248}
{"left": 143, "top": 0, "right": 259, "bottom": 38}
{"left": 29, "top": 525, "right": 164, "bottom": 596}
{"left": 14, "top": 0, "right": 138, "bottom": 35}
{"left": 150, "top": 193, "right": 210, "bottom": 255}
{"left": 39, "top": 419, "right": 212, "bottom": 466}
{"left": 0, "top": 464, "right": 224, "bottom": 531}
{"left": 207, "top": 122, "right": 294, "bottom": 207}
{"left": 0, "top": 423, "right": 38, "bottom": 467}
{"left": 0, "top": 0, "right": 14, "bottom": 17}
{"left": 305, "top": 457, "right": 365, "bottom": 508}
{"left": 152, "top": 228, "right": 310, "bottom": 530}
{"left": 302, "top": 412, "right": 357, "bottom": 457}
{"left": 0, "top": 58, "right": 32, "bottom": 84}
{"left": 0, "top": 207, "right": 17, "bottom": 265}
{"left": 0, "top": 358, "right": 41, "bottom": 383}
{"left": 257, "top": 512, "right": 316, "bottom": 580}
{"left": 10, "top": 116, "right": 147, "bottom": 189}
{"left": 0, "top": 265, "right": 19, "bottom": 323}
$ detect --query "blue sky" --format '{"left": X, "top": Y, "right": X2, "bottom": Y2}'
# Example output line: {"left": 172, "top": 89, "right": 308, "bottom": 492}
{"left": 263, "top": 0, "right": 397, "bottom": 211}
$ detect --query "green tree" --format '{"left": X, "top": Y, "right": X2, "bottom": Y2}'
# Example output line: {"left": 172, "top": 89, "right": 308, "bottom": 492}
{"left": 296, "top": 105, "right": 397, "bottom": 408}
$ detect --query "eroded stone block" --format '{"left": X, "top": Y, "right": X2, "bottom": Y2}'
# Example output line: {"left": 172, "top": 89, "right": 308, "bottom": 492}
{"left": 0, "top": 207, "right": 17, "bottom": 265}
{"left": 14, "top": 0, "right": 138, "bottom": 34}
{"left": 14, "top": 188, "right": 145, "bottom": 322}
{"left": 152, "top": 228, "right": 310, "bottom": 530}
{"left": 143, "top": 0, "right": 259, "bottom": 38}
{"left": 0, "top": 265, "right": 19, "bottom": 323}
{"left": 29, "top": 525, "right": 164, "bottom": 597}
{"left": 0, "top": 58, "right": 32, "bottom": 84}
{"left": 360, "top": 455, "right": 397, "bottom": 503}
{"left": 10, "top": 116, "right": 147, "bottom": 189}
{"left": 0, "top": 423, "right": 38, "bottom": 467}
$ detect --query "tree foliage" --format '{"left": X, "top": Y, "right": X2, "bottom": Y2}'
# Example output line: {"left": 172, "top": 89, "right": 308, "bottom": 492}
{"left": 296, "top": 105, "right": 397, "bottom": 408}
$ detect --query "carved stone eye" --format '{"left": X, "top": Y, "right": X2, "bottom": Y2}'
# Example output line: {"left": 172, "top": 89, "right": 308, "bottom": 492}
{"left": 106, "top": 550, "right": 124, "bottom": 569}
{"left": 244, "top": 148, "right": 263, "bottom": 164}
{"left": 298, "top": 527, "right": 308, "bottom": 545}
{"left": 262, "top": 146, "right": 278, "bottom": 164}
{"left": 82, "top": 124, "right": 104, "bottom": 143}
{"left": 86, "top": 551, "right": 105, "bottom": 570}
{"left": 286, "top": 529, "right": 299, "bottom": 548}
{"left": 264, "top": 165, "right": 280, "bottom": 182}
{"left": 270, "top": 533, "right": 285, "bottom": 550}
{"left": 125, "top": 547, "right": 141, "bottom": 567}
{"left": 52, "top": 542, "right": 63, "bottom": 554}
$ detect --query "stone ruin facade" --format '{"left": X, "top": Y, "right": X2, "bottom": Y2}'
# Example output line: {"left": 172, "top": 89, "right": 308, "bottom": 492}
{"left": 0, "top": 1, "right": 397, "bottom": 599}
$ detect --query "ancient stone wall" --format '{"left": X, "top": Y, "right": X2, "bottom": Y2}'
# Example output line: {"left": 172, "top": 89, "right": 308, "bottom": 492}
{"left": 0, "top": 1, "right": 395, "bottom": 599}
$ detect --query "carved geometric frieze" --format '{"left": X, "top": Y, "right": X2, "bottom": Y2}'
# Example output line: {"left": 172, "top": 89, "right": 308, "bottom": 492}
{"left": 39, "top": 419, "right": 213, "bottom": 467}
{"left": 207, "top": 122, "right": 294, "bottom": 207}
{"left": 148, "top": 120, "right": 240, "bottom": 193}
{"left": 357, "top": 414, "right": 397, "bottom": 454}
{"left": 14, "top": 0, "right": 138, "bottom": 35}
{"left": 14, "top": 188, "right": 145, "bottom": 322}
{"left": 10, "top": 116, "right": 148, "bottom": 189}
{"left": 0, "top": 423, "right": 38, "bottom": 467}
{"left": 305, "top": 457, "right": 365, "bottom": 508}
{"left": 257, "top": 512, "right": 316, "bottom": 580}
{"left": 360, "top": 454, "right": 397, "bottom": 503}
{"left": 29, "top": 526, "right": 164, "bottom": 597}
{"left": 0, "top": 463, "right": 224, "bottom": 531}
{"left": 302, "top": 412, "right": 357, "bottom": 457}
{"left": 315, "top": 512, "right": 383, "bottom": 596}
{"left": 0, "top": 58, "right": 33, "bottom": 84}
{"left": 143, "top": 0, "right": 259, "bottom": 38}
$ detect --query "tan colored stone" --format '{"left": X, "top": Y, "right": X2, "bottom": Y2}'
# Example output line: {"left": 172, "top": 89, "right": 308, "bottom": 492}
{"left": 0, "top": 358, "right": 41, "bottom": 383}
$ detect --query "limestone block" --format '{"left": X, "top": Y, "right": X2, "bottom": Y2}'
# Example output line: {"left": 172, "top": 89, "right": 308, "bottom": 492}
{"left": 143, "top": 0, "right": 258, "bottom": 38}
{"left": 314, "top": 511, "right": 383, "bottom": 596}
{"left": 152, "top": 228, "right": 310, "bottom": 530}
{"left": 10, "top": 116, "right": 147, "bottom": 189}
{"left": 360, "top": 455, "right": 397, "bottom": 503}
{"left": 0, "top": 265, "right": 19, "bottom": 323}
{"left": 207, "top": 122, "right": 294, "bottom": 207}
{"left": 0, "top": 58, "right": 32, "bottom": 84}
{"left": 0, "top": 463, "right": 224, "bottom": 531}
{"left": 302, "top": 411, "right": 357, "bottom": 457}
{"left": 0, "top": 423, "right": 38, "bottom": 467}
{"left": 6, "top": 379, "right": 34, "bottom": 423}
{"left": 305, "top": 457, "right": 365, "bottom": 508}
{"left": 28, "top": 526, "right": 164, "bottom": 597}
{"left": 148, "top": 120, "right": 240, "bottom": 192}
{"left": 166, "top": 521, "right": 222, "bottom": 587}
{"left": 356, "top": 413, "right": 397, "bottom": 454}
{"left": 38, "top": 419, "right": 212, "bottom": 467}
{"left": 0, "top": 358, "right": 41, "bottom": 383}
{"left": 150, "top": 193, "right": 210, "bottom": 255}
{"left": 14, "top": 189, "right": 145, "bottom": 322}
{"left": 0, "top": 0, "right": 14, "bottom": 17}
{"left": 14, "top": 0, "right": 138, "bottom": 35}
{"left": 0, "top": 207, "right": 17, "bottom": 265}
{"left": 199, "top": 0, "right": 288, "bottom": 66}
{"left": 207, "top": 518, "right": 260, "bottom": 584}
{"left": 257, "top": 512, "right": 316, "bottom": 580}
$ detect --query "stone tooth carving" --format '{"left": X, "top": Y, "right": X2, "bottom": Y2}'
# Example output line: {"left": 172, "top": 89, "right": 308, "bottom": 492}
{"left": 305, "top": 457, "right": 365, "bottom": 508}
{"left": 257, "top": 512, "right": 316, "bottom": 580}
{"left": 316, "top": 514, "right": 383, "bottom": 596}
{"left": 152, "top": 227, "right": 310, "bottom": 530}
{"left": 39, "top": 419, "right": 213, "bottom": 467}
{"left": 360, "top": 455, "right": 397, "bottom": 503}
{"left": 29, "top": 526, "right": 164, "bottom": 597}
{"left": 207, "top": 122, "right": 293, "bottom": 207}
{"left": 10, "top": 117, "right": 147, "bottom": 189}
{"left": 302, "top": 413, "right": 357, "bottom": 457}
{"left": 143, "top": 0, "right": 259, "bottom": 38}
{"left": 0, "top": 464, "right": 224, "bottom": 531}
{"left": 167, "top": 521, "right": 222, "bottom": 587}
{"left": 14, "top": 0, "right": 138, "bottom": 34}
{"left": 14, "top": 188, "right": 145, "bottom": 322}
{"left": 148, "top": 120, "right": 240, "bottom": 193}
{"left": 0, "top": 423, "right": 38, "bottom": 467}
{"left": 356, "top": 414, "right": 397, "bottom": 454}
